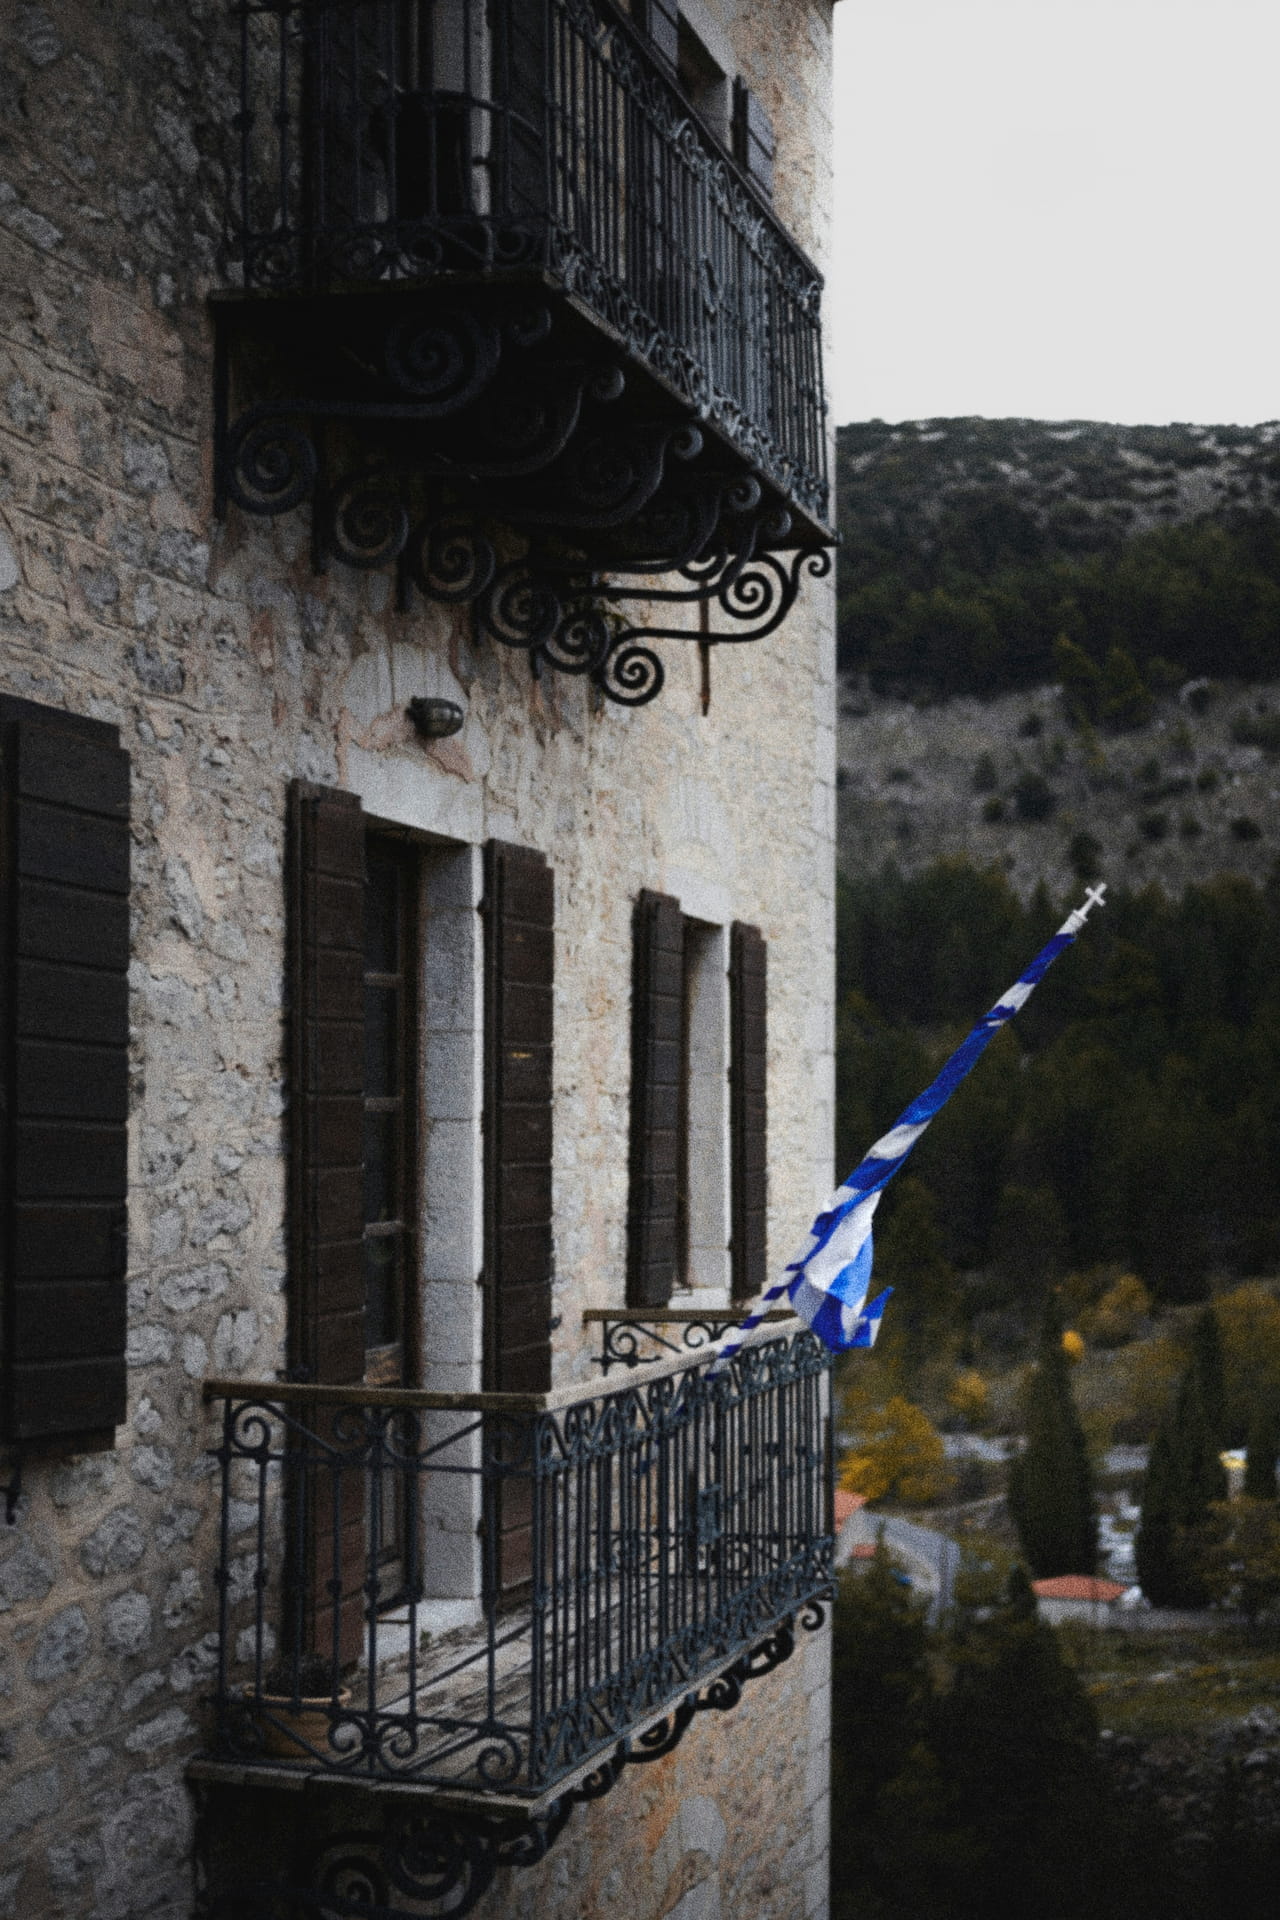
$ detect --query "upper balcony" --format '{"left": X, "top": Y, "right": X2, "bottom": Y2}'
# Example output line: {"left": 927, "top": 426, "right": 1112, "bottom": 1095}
{"left": 216, "top": 0, "right": 833, "bottom": 706}
{"left": 192, "top": 1327, "right": 833, "bottom": 1914}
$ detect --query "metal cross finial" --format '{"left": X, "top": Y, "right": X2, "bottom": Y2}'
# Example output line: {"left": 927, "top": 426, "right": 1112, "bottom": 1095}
{"left": 1062, "top": 881, "right": 1108, "bottom": 936}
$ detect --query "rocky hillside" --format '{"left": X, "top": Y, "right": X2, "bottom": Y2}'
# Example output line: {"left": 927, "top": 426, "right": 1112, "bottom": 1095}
{"left": 837, "top": 676, "right": 1280, "bottom": 901}
{"left": 835, "top": 417, "right": 1280, "bottom": 700}
{"left": 838, "top": 417, "right": 1280, "bottom": 560}
{"left": 835, "top": 416, "right": 1280, "bottom": 898}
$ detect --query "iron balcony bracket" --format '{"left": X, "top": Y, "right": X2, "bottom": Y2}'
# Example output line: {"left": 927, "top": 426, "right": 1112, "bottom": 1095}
{"left": 584, "top": 1306, "right": 797, "bottom": 1373}
{"left": 213, "top": 291, "right": 831, "bottom": 708}
{"left": 194, "top": 1606, "right": 828, "bottom": 1920}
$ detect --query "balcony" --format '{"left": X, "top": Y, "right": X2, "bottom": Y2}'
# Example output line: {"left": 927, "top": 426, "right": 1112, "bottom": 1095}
{"left": 192, "top": 1330, "right": 833, "bottom": 1914}
{"left": 215, "top": 0, "right": 833, "bottom": 705}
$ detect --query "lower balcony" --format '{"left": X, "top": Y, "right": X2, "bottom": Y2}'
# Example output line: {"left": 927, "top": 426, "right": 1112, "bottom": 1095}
{"left": 191, "top": 1330, "right": 833, "bottom": 1916}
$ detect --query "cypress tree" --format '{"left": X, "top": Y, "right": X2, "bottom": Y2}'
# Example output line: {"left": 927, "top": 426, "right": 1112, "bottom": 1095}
{"left": 1007, "top": 1292, "right": 1098, "bottom": 1577}
{"left": 1189, "top": 1305, "right": 1227, "bottom": 1444}
{"left": 1244, "top": 1404, "right": 1280, "bottom": 1501}
{"left": 929, "top": 1564, "right": 1107, "bottom": 1920}
{"left": 1136, "top": 1360, "right": 1228, "bottom": 1607}
{"left": 832, "top": 1540, "right": 932, "bottom": 1829}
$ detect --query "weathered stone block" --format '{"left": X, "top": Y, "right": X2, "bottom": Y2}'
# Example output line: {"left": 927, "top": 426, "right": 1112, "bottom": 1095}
{"left": 0, "top": 1764, "right": 60, "bottom": 1849}
{"left": 80, "top": 1508, "right": 147, "bottom": 1578}
{"left": 28, "top": 1606, "right": 91, "bottom": 1684}
{"left": 102, "top": 1591, "right": 152, "bottom": 1658}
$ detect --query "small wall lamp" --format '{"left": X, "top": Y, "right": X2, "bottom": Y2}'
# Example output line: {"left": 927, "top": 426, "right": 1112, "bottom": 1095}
{"left": 407, "top": 696, "right": 465, "bottom": 741}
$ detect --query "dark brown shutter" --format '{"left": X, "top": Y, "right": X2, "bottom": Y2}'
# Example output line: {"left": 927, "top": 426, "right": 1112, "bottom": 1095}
{"left": 288, "top": 781, "right": 367, "bottom": 1386}
{"left": 729, "top": 922, "right": 767, "bottom": 1303}
{"left": 732, "top": 79, "right": 775, "bottom": 198}
{"left": 483, "top": 841, "right": 554, "bottom": 1396}
{"left": 640, "top": 0, "right": 679, "bottom": 66}
{"left": 627, "top": 890, "right": 684, "bottom": 1309}
{"left": 287, "top": 780, "right": 366, "bottom": 1662}
{"left": 483, "top": 842, "right": 553, "bottom": 1602}
{"left": 0, "top": 698, "right": 129, "bottom": 1444}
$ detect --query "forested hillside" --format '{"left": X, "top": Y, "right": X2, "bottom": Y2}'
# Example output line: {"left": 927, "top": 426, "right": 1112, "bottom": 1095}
{"left": 837, "top": 864, "right": 1280, "bottom": 1332}
{"left": 837, "top": 418, "right": 1280, "bottom": 694}
{"left": 833, "top": 418, "right": 1280, "bottom": 1372}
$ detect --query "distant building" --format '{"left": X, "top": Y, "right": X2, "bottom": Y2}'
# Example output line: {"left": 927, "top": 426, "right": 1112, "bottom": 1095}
{"left": 1033, "top": 1575, "right": 1129, "bottom": 1626}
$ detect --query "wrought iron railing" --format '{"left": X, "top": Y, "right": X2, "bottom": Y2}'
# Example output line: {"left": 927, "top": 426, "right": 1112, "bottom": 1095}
{"left": 204, "top": 1331, "right": 833, "bottom": 1799}
{"left": 225, "top": 0, "right": 828, "bottom": 524}
{"left": 584, "top": 1306, "right": 797, "bottom": 1374}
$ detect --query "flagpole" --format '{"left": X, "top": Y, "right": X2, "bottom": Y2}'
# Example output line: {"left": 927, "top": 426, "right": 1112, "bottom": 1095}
{"left": 707, "top": 883, "right": 1107, "bottom": 1374}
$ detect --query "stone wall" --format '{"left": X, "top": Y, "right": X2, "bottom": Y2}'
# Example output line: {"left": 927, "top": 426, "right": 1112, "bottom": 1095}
{"left": 196, "top": 1619, "right": 832, "bottom": 1920}
{"left": 0, "top": 4, "right": 836, "bottom": 1915}
{"left": 477, "top": 1621, "right": 832, "bottom": 1920}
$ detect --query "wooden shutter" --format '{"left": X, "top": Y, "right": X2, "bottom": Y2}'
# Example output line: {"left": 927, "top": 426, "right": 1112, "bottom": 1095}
{"left": 287, "top": 780, "right": 366, "bottom": 1662}
{"left": 627, "top": 890, "right": 684, "bottom": 1309}
{"left": 640, "top": 0, "right": 679, "bottom": 66}
{"left": 729, "top": 922, "right": 767, "bottom": 1303}
{"left": 288, "top": 781, "right": 367, "bottom": 1385}
{"left": 732, "top": 79, "right": 775, "bottom": 198}
{"left": 483, "top": 842, "right": 553, "bottom": 1603}
{"left": 483, "top": 841, "right": 554, "bottom": 1396}
{"left": 0, "top": 698, "right": 129, "bottom": 1444}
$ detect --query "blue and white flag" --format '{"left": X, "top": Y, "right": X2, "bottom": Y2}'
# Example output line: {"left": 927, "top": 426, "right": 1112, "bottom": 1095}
{"left": 711, "top": 884, "right": 1106, "bottom": 1368}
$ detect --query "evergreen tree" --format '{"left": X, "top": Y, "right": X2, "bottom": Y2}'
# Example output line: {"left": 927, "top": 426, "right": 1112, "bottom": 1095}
{"left": 1243, "top": 1404, "right": 1280, "bottom": 1501}
{"left": 1007, "top": 1292, "right": 1098, "bottom": 1576}
{"left": 832, "top": 1541, "right": 932, "bottom": 1828}
{"left": 1099, "top": 643, "right": 1153, "bottom": 730}
{"left": 1053, "top": 632, "right": 1102, "bottom": 725}
{"left": 874, "top": 1177, "right": 958, "bottom": 1379}
{"left": 928, "top": 1568, "right": 1109, "bottom": 1920}
{"left": 1189, "top": 1305, "right": 1227, "bottom": 1445}
{"left": 1136, "top": 1359, "right": 1228, "bottom": 1607}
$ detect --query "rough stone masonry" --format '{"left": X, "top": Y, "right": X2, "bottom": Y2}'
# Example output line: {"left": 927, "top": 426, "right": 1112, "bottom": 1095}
{"left": 0, "top": 3, "right": 838, "bottom": 1915}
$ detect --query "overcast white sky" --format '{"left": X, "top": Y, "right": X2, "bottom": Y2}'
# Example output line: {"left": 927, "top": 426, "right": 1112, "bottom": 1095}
{"left": 829, "top": 0, "right": 1280, "bottom": 428}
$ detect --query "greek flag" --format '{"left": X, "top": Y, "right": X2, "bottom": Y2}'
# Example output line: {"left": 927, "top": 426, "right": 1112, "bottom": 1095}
{"left": 712, "top": 885, "right": 1106, "bottom": 1368}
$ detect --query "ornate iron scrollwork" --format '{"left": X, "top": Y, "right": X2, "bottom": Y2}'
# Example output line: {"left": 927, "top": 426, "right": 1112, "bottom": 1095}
{"left": 214, "top": 288, "right": 832, "bottom": 709}
{"left": 197, "top": 1609, "right": 829, "bottom": 1920}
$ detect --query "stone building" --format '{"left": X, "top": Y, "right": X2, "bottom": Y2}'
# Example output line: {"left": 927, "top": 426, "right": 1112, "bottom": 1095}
{"left": 0, "top": 3, "right": 838, "bottom": 1915}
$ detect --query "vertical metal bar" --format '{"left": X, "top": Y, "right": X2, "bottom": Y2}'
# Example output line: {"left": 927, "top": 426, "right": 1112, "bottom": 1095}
{"left": 404, "top": 1410, "right": 421, "bottom": 1721}
{"left": 253, "top": 1417, "right": 270, "bottom": 1694}
{"left": 302, "top": 0, "right": 321, "bottom": 287}
{"left": 238, "top": 4, "right": 253, "bottom": 282}
{"left": 365, "top": 1409, "right": 380, "bottom": 1750}
{"left": 384, "top": 0, "right": 400, "bottom": 237}
{"left": 276, "top": 1, "right": 291, "bottom": 259}
{"left": 530, "top": 1410, "right": 547, "bottom": 1788}
{"left": 215, "top": 1398, "right": 235, "bottom": 1728}
{"left": 573, "top": 1415, "right": 587, "bottom": 1707}
{"left": 347, "top": 3, "right": 363, "bottom": 239}
{"left": 557, "top": 1436, "right": 568, "bottom": 1717}
{"left": 424, "top": 0, "right": 439, "bottom": 218}
{"left": 481, "top": 1415, "right": 499, "bottom": 1725}
{"left": 328, "top": 1424, "right": 343, "bottom": 1692}
{"left": 656, "top": 1383, "right": 670, "bottom": 1649}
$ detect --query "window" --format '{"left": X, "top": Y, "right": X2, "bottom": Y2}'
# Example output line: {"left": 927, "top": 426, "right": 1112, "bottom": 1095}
{"left": 362, "top": 834, "right": 418, "bottom": 1389}
{"left": 287, "top": 786, "right": 554, "bottom": 1616}
{"left": 677, "top": 17, "right": 730, "bottom": 147}
{"left": 628, "top": 892, "right": 765, "bottom": 1310}
{"left": 0, "top": 696, "right": 130, "bottom": 1449}
{"left": 634, "top": 0, "right": 679, "bottom": 67}
{"left": 677, "top": 919, "right": 730, "bottom": 1296}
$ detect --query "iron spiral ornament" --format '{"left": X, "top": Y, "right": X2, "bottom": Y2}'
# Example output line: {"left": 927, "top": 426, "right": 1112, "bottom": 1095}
{"left": 224, "top": 410, "right": 317, "bottom": 517}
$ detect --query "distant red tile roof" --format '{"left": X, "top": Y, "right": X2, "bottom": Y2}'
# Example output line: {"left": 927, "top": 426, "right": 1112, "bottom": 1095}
{"left": 834, "top": 1490, "right": 869, "bottom": 1526}
{"left": 849, "top": 1543, "right": 877, "bottom": 1561}
{"left": 1032, "top": 1575, "right": 1127, "bottom": 1602}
